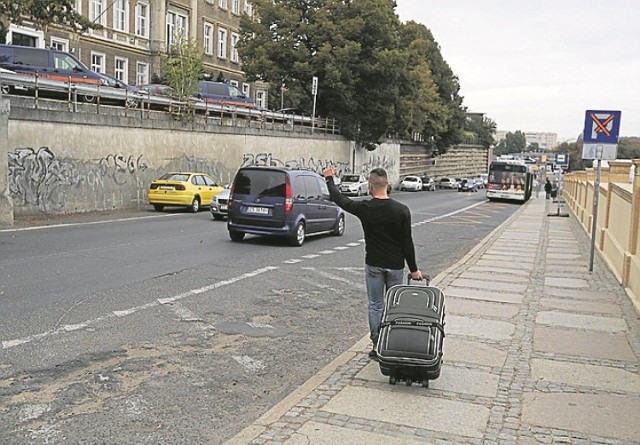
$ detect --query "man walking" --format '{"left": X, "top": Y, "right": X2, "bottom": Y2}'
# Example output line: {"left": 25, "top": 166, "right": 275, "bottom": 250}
{"left": 323, "top": 165, "right": 423, "bottom": 360}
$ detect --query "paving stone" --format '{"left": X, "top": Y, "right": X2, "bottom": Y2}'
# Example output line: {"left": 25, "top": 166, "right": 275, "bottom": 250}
{"left": 543, "top": 288, "right": 617, "bottom": 302}
{"left": 282, "top": 421, "right": 433, "bottom": 445}
{"left": 539, "top": 298, "right": 621, "bottom": 315}
{"left": 475, "top": 259, "right": 534, "bottom": 271}
{"left": 447, "top": 315, "right": 515, "bottom": 340}
{"left": 522, "top": 392, "right": 640, "bottom": 442}
{"left": 544, "top": 277, "right": 590, "bottom": 288}
{"left": 449, "top": 278, "right": 528, "bottom": 293}
{"left": 441, "top": 337, "right": 507, "bottom": 368}
{"left": 445, "top": 287, "right": 524, "bottom": 305}
{"left": 481, "top": 254, "right": 535, "bottom": 265}
{"left": 355, "top": 362, "right": 499, "bottom": 398}
{"left": 446, "top": 297, "right": 519, "bottom": 319}
{"left": 533, "top": 326, "right": 637, "bottom": 362}
{"left": 322, "top": 386, "right": 490, "bottom": 438}
{"left": 530, "top": 358, "right": 640, "bottom": 392}
{"left": 536, "top": 311, "right": 628, "bottom": 333}
{"left": 467, "top": 266, "right": 532, "bottom": 277}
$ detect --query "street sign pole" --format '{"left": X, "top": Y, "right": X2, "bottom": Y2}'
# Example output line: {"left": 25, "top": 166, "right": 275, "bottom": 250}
{"left": 581, "top": 110, "right": 622, "bottom": 273}
{"left": 589, "top": 147, "right": 603, "bottom": 272}
{"left": 311, "top": 76, "right": 318, "bottom": 134}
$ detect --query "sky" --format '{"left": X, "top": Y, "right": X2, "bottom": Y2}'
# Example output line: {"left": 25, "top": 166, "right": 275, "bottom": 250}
{"left": 394, "top": 0, "right": 640, "bottom": 142}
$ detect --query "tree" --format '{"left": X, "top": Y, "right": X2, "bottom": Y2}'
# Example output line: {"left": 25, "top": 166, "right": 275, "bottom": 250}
{"left": 464, "top": 114, "right": 496, "bottom": 149}
{"left": 0, "top": 0, "right": 100, "bottom": 43}
{"left": 238, "top": 0, "right": 466, "bottom": 151}
{"left": 494, "top": 130, "right": 526, "bottom": 156}
{"left": 161, "top": 35, "right": 204, "bottom": 120}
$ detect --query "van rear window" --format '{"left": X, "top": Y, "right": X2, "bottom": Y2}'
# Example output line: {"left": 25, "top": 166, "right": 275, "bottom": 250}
{"left": 13, "top": 48, "right": 48, "bottom": 66}
{"left": 235, "top": 170, "right": 286, "bottom": 197}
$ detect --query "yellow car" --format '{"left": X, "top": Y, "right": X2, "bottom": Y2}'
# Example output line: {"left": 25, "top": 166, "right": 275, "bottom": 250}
{"left": 148, "top": 172, "right": 224, "bottom": 213}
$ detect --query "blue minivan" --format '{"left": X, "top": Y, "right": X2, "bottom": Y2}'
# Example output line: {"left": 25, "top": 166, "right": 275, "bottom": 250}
{"left": 0, "top": 44, "right": 105, "bottom": 86}
{"left": 227, "top": 167, "right": 345, "bottom": 246}
{"left": 196, "top": 81, "right": 257, "bottom": 109}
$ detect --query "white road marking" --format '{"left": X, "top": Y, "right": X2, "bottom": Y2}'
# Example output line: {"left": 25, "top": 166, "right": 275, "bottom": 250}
{"left": 283, "top": 259, "right": 303, "bottom": 264}
{"left": 2, "top": 266, "right": 278, "bottom": 350}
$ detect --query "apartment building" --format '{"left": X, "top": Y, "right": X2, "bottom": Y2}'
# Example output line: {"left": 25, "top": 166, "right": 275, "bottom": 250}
{"left": 3, "top": 0, "right": 268, "bottom": 107}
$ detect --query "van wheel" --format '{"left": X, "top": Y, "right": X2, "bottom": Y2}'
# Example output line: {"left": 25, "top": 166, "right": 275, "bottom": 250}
{"left": 290, "top": 222, "right": 305, "bottom": 246}
{"left": 189, "top": 197, "right": 200, "bottom": 213}
{"left": 82, "top": 94, "right": 96, "bottom": 103}
{"left": 333, "top": 214, "right": 345, "bottom": 236}
{"left": 229, "top": 231, "right": 245, "bottom": 242}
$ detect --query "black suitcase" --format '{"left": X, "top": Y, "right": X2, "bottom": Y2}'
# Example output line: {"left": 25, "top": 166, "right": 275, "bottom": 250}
{"left": 376, "top": 276, "right": 445, "bottom": 387}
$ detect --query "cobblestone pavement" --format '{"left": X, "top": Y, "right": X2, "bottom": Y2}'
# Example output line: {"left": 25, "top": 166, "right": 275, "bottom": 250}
{"left": 223, "top": 197, "right": 640, "bottom": 445}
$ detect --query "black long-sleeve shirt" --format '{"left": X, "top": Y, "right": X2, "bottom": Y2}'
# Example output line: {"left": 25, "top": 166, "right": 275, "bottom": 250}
{"left": 326, "top": 176, "right": 418, "bottom": 272}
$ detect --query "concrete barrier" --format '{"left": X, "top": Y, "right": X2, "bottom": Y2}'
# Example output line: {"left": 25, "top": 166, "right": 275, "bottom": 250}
{"left": 563, "top": 159, "right": 640, "bottom": 312}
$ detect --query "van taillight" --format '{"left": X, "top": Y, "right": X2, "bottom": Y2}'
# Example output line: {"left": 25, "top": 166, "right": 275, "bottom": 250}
{"left": 228, "top": 184, "right": 235, "bottom": 208}
{"left": 284, "top": 176, "right": 293, "bottom": 213}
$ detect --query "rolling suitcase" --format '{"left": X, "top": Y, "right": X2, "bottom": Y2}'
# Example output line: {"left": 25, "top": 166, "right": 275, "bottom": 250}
{"left": 376, "top": 276, "right": 445, "bottom": 387}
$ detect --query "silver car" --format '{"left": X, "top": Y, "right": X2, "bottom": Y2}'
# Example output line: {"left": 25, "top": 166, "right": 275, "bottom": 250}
{"left": 210, "top": 186, "right": 231, "bottom": 220}
{"left": 340, "top": 174, "right": 369, "bottom": 196}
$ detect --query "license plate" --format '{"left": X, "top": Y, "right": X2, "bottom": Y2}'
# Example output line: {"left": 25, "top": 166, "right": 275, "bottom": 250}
{"left": 220, "top": 204, "right": 228, "bottom": 210}
{"left": 159, "top": 185, "right": 173, "bottom": 190}
{"left": 247, "top": 206, "right": 268, "bottom": 215}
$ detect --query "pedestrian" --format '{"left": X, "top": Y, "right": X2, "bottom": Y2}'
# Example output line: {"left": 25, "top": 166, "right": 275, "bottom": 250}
{"left": 544, "top": 178, "right": 552, "bottom": 199}
{"left": 322, "top": 165, "right": 423, "bottom": 360}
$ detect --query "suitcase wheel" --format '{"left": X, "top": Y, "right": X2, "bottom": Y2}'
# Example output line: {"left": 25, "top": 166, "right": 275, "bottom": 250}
{"left": 389, "top": 376, "right": 397, "bottom": 385}
{"left": 421, "top": 379, "right": 429, "bottom": 388}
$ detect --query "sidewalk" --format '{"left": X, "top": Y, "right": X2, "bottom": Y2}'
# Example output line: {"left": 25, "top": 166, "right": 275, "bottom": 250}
{"left": 223, "top": 196, "right": 640, "bottom": 445}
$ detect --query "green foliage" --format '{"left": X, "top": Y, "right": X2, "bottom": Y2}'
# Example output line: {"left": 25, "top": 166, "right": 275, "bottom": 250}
{"left": 465, "top": 114, "right": 496, "bottom": 149}
{"left": 494, "top": 130, "right": 527, "bottom": 156}
{"left": 553, "top": 137, "right": 639, "bottom": 172}
{"left": 618, "top": 137, "right": 640, "bottom": 160}
{"left": 238, "top": 0, "right": 466, "bottom": 151}
{"left": 160, "top": 35, "right": 205, "bottom": 121}
{"left": 0, "top": 0, "right": 101, "bottom": 37}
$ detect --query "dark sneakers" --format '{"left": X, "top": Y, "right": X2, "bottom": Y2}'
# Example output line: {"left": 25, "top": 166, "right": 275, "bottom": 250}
{"left": 368, "top": 349, "right": 378, "bottom": 361}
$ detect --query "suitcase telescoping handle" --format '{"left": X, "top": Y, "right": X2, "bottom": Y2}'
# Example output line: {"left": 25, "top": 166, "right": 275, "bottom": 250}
{"left": 407, "top": 273, "right": 431, "bottom": 286}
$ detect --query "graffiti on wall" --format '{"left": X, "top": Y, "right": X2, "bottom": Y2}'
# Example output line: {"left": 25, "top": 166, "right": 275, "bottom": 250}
{"left": 8, "top": 147, "right": 148, "bottom": 212}
{"left": 240, "top": 153, "right": 350, "bottom": 176}
{"left": 360, "top": 154, "right": 396, "bottom": 175}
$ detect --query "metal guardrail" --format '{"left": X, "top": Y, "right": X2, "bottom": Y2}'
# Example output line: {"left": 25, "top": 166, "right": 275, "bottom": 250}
{"left": 0, "top": 71, "right": 341, "bottom": 135}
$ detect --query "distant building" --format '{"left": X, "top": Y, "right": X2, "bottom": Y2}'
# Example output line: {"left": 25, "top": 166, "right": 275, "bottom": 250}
{"left": 494, "top": 130, "right": 558, "bottom": 151}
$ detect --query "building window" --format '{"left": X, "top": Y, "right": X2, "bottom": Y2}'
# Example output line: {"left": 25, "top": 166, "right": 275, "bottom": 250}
{"left": 229, "top": 79, "right": 238, "bottom": 88}
{"left": 203, "top": 23, "right": 213, "bottom": 55}
{"left": 114, "top": 0, "right": 127, "bottom": 32}
{"left": 256, "top": 90, "right": 266, "bottom": 109}
{"left": 115, "top": 57, "right": 128, "bottom": 83}
{"left": 219, "top": 0, "right": 227, "bottom": 10}
{"left": 136, "top": 62, "right": 149, "bottom": 85}
{"left": 90, "top": 0, "right": 105, "bottom": 25}
{"left": 135, "top": 2, "right": 149, "bottom": 37}
{"left": 232, "top": 0, "right": 240, "bottom": 15}
{"left": 242, "top": 83, "right": 250, "bottom": 97}
{"left": 217, "top": 28, "right": 227, "bottom": 59}
{"left": 74, "top": 0, "right": 82, "bottom": 14}
{"left": 166, "top": 11, "right": 188, "bottom": 48}
{"left": 91, "top": 52, "right": 105, "bottom": 73}
{"left": 50, "top": 37, "right": 68, "bottom": 51}
{"left": 244, "top": 0, "right": 252, "bottom": 16}
{"left": 230, "top": 33, "right": 239, "bottom": 63}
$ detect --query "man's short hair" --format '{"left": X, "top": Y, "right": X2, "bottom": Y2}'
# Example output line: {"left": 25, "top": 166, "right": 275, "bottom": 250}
{"left": 369, "top": 168, "right": 388, "bottom": 190}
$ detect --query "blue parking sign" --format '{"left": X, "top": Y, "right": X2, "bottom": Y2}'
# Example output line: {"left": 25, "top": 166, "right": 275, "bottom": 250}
{"left": 583, "top": 110, "right": 621, "bottom": 144}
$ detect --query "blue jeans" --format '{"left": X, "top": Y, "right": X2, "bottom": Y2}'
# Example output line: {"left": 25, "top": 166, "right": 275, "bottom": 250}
{"left": 365, "top": 265, "right": 404, "bottom": 346}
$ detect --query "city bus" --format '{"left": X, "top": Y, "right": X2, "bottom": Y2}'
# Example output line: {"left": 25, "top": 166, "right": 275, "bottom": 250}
{"left": 486, "top": 160, "right": 533, "bottom": 203}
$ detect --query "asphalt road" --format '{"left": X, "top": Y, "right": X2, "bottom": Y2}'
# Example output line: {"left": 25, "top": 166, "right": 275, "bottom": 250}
{"left": 0, "top": 188, "right": 520, "bottom": 444}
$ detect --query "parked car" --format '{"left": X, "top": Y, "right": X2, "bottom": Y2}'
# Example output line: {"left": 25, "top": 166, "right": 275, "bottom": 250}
{"left": 473, "top": 177, "right": 485, "bottom": 189}
{"left": 95, "top": 72, "right": 143, "bottom": 107}
{"left": 148, "top": 172, "right": 224, "bottom": 213}
{"left": 210, "top": 185, "right": 231, "bottom": 220}
{"left": 340, "top": 174, "right": 369, "bottom": 196}
{"left": 138, "top": 83, "right": 175, "bottom": 97}
{"left": 399, "top": 175, "right": 422, "bottom": 192}
{"left": 227, "top": 167, "right": 345, "bottom": 246}
{"left": 437, "top": 177, "right": 458, "bottom": 189}
{"left": 195, "top": 81, "right": 257, "bottom": 109}
{"left": 420, "top": 176, "right": 436, "bottom": 191}
{"left": 457, "top": 178, "right": 478, "bottom": 192}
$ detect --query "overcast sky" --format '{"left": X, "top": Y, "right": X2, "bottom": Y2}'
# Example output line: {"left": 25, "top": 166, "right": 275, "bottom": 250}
{"left": 395, "top": 0, "right": 639, "bottom": 142}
